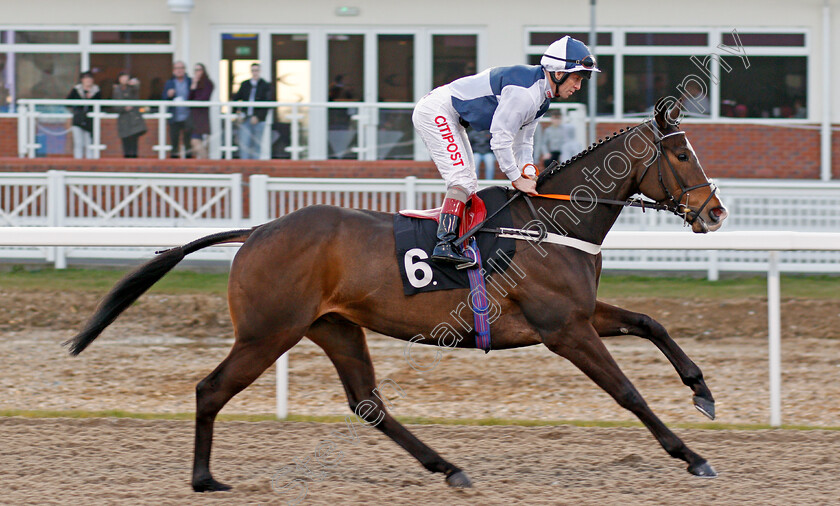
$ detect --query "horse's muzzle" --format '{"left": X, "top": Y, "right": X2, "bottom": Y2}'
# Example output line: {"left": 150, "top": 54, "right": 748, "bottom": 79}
{"left": 693, "top": 205, "right": 728, "bottom": 233}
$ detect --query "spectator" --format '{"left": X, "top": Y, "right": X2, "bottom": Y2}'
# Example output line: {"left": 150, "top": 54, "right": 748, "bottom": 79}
{"left": 793, "top": 98, "right": 807, "bottom": 119}
{"left": 233, "top": 63, "right": 272, "bottom": 160}
{"left": 538, "top": 110, "right": 579, "bottom": 168}
{"left": 0, "top": 66, "right": 9, "bottom": 113}
{"left": 112, "top": 71, "right": 147, "bottom": 158}
{"left": 683, "top": 80, "right": 710, "bottom": 117}
{"left": 66, "top": 71, "right": 101, "bottom": 159}
{"left": 468, "top": 128, "right": 496, "bottom": 179}
{"left": 328, "top": 74, "right": 349, "bottom": 101}
{"left": 189, "top": 63, "right": 214, "bottom": 159}
{"left": 162, "top": 61, "right": 192, "bottom": 158}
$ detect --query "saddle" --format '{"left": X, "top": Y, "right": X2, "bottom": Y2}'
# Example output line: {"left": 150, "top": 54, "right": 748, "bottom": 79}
{"left": 399, "top": 194, "right": 487, "bottom": 238}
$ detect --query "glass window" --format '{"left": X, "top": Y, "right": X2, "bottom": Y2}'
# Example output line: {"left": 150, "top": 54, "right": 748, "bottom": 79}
{"left": 15, "top": 31, "right": 78, "bottom": 44}
{"left": 378, "top": 35, "right": 414, "bottom": 159}
{"left": 529, "top": 32, "right": 612, "bottom": 47}
{"left": 432, "top": 34, "right": 476, "bottom": 88}
{"left": 89, "top": 53, "right": 173, "bottom": 99}
{"left": 378, "top": 35, "right": 413, "bottom": 102}
{"left": 720, "top": 56, "right": 807, "bottom": 118}
{"left": 623, "top": 55, "right": 711, "bottom": 116}
{"left": 722, "top": 32, "right": 805, "bottom": 47}
{"left": 15, "top": 53, "right": 80, "bottom": 99}
{"left": 625, "top": 32, "right": 708, "bottom": 46}
{"left": 1, "top": 30, "right": 8, "bottom": 44}
{"left": 0, "top": 53, "right": 10, "bottom": 111}
{"left": 328, "top": 34, "right": 364, "bottom": 159}
{"left": 272, "top": 34, "right": 309, "bottom": 105}
{"left": 272, "top": 34, "right": 310, "bottom": 159}
{"left": 528, "top": 53, "right": 615, "bottom": 116}
{"left": 219, "top": 33, "right": 259, "bottom": 102}
{"left": 328, "top": 34, "right": 364, "bottom": 101}
{"left": 91, "top": 31, "right": 170, "bottom": 45}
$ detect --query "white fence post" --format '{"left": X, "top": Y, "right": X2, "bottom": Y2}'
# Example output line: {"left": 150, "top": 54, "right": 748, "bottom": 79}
{"left": 276, "top": 354, "right": 289, "bottom": 419}
{"left": 404, "top": 176, "right": 417, "bottom": 210}
{"left": 222, "top": 109, "right": 235, "bottom": 160}
{"left": 16, "top": 103, "right": 28, "bottom": 158}
{"left": 259, "top": 173, "right": 288, "bottom": 419}
{"left": 27, "top": 107, "right": 39, "bottom": 158}
{"left": 707, "top": 250, "right": 720, "bottom": 281}
{"left": 153, "top": 104, "right": 169, "bottom": 160}
{"left": 249, "top": 174, "right": 269, "bottom": 225}
{"left": 767, "top": 251, "right": 782, "bottom": 427}
{"left": 260, "top": 109, "right": 273, "bottom": 160}
{"left": 230, "top": 173, "right": 243, "bottom": 225}
{"left": 287, "top": 104, "right": 303, "bottom": 160}
{"left": 89, "top": 104, "right": 106, "bottom": 159}
{"left": 46, "top": 170, "right": 67, "bottom": 269}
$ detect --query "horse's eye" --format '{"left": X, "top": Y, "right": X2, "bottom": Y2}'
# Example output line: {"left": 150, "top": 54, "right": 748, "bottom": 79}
{"left": 677, "top": 153, "right": 689, "bottom": 162}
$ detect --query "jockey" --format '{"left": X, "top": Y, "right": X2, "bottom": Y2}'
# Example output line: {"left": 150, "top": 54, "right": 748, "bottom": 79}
{"left": 412, "top": 35, "right": 600, "bottom": 266}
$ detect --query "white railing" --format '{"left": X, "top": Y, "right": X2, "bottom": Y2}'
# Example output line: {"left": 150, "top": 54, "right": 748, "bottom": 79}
{"left": 250, "top": 176, "right": 840, "bottom": 278}
{"left": 5, "top": 171, "right": 840, "bottom": 275}
{"left": 12, "top": 99, "right": 587, "bottom": 162}
{"left": 0, "top": 170, "right": 242, "bottom": 267}
{"left": 2, "top": 227, "right": 833, "bottom": 426}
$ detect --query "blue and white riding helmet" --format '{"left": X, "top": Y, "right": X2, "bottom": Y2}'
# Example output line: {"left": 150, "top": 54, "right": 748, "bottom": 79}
{"left": 541, "top": 36, "right": 601, "bottom": 90}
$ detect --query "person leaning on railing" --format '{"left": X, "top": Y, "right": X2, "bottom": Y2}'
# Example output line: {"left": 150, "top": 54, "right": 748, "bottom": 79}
{"left": 112, "top": 71, "right": 147, "bottom": 158}
{"left": 162, "top": 61, "right": 193, "bottom": 159}
{"left": 232, "top": 63, "right": 272, "bottom": 160}
{"left": 66, "top": 71, "right": 101, "bottom": 159}
{"left": 189, "top": 63, "right": 215, "bottom": 160}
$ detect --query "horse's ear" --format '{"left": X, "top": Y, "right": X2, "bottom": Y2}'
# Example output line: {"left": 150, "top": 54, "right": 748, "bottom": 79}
{"left": 654, "top": 96, "right": 684, "bottom": 130}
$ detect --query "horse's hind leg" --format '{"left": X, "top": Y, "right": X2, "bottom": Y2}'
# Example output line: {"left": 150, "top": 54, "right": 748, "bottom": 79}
{"left": 307, "top": 319, "right": 472, "bottom": 488}
{"left": 544, "top": 323, "right": 716, "bottom": 478}
{"left": 192, "top": 331, "right": 305, "bottom": 492}
{"left": 592, "top": 301, "right": 715, "bottom": 419}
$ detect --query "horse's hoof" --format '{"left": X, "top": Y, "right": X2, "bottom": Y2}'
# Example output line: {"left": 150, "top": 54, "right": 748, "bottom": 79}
{"left": 192, "top": 476, "right": 232, "bottom": 492}
{"left": 693, "top": 395, "right": 715, "bottom": 420}
{"left": 446, "top": 470, "right": 473, "bottom": 488}
{"left": 687, "top": 460, "right": 717, "bottom": 478}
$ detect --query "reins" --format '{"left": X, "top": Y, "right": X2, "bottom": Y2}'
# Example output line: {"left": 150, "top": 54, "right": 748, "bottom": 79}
{"left": 453, "top": 121, "right": 716, "bottom": 247}
{"left": 534, "top": 126, "right": 716, "bottom": 225}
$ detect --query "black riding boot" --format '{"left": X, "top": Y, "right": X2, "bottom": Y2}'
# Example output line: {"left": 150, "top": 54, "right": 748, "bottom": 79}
{"left": 431, "top": 199, "right": 474, "bottom": 267}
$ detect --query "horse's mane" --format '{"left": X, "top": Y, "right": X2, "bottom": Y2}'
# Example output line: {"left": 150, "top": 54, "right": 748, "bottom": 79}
{"left": 536, "top": 123, "right": 643, "bottom": 187}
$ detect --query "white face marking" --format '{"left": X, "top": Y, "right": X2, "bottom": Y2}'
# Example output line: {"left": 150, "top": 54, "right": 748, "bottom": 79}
{"left": 685, "top": 137, "right": 697, "bottom": 160}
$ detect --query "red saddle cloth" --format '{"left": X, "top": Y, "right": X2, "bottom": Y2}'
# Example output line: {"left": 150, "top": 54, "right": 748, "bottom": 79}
{"left": 398, "top": 194, "right": 487, "bottom": 237}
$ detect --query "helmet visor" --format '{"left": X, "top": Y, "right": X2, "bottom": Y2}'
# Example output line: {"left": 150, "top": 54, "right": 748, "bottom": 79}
{"left": 543, "top": 54, "right": 597, "bottom": 69}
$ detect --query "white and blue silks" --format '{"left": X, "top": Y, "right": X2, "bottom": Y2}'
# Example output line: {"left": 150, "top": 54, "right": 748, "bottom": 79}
{"left": 413, "top": 65, "right": 552, "bottom": 192}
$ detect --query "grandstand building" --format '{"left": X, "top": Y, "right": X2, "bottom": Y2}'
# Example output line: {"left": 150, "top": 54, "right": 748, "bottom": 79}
{"left": 1, "top": 0, "right": 837, "bottom": 179}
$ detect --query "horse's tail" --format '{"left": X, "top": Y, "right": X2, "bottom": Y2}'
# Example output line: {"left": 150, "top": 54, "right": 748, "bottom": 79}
{"left": 64, "top": 228, "right": 254, "bottom": 356}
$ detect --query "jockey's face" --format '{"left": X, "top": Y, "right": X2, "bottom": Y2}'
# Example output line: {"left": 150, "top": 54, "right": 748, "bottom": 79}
{"left": 556, "top": 72, "right": 584, "bottom": 98}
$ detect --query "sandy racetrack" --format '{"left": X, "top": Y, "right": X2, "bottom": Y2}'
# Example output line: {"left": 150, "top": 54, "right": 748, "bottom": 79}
{"left": 1, "top": 288, "right": 839, "bottom": 504}
{"left": 2, "top": 417, "right": 839, "bottom": 505}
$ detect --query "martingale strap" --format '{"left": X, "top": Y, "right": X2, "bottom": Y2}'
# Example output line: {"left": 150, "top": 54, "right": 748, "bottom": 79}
{"left": 463, "top": 238, "right": 492, "bottom": 352}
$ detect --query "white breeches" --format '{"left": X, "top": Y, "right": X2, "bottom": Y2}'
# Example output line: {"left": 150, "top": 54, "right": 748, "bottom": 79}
{"left": 412, "top": 89, "right": 478, "bottom": 195}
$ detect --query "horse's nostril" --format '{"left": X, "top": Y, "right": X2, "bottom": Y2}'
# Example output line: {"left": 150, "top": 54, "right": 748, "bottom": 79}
{"left": 709, "top": 207, "right": 726, "bottom": 222}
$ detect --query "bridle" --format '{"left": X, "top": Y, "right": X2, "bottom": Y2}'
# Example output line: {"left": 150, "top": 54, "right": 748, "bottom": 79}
{"left": 454, "top": 124, "right": 719, "bottom": 247}
{"left": 639, "top": 128, "right": 717, "bottom": 226}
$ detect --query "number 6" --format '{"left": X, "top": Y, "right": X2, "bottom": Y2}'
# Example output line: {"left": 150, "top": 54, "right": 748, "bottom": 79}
{"left": 404, "top": 248, "right": 433, "bottom": 288}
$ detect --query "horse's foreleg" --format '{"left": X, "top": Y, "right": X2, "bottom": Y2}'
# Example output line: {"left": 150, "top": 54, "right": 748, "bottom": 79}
{"left": 544, "top": 323, "right": 716, "bottom": 478}
{"left": 192, "top": 333, "right": 304, "bottom": 492}
{"left": 307, "top": 319, "right": 472, "bottom": 488}
{"left": 591, "top": 301, "right": 715, "bottom": 420}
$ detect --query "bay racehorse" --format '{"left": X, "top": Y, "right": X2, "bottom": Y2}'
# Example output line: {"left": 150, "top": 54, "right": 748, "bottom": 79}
{"left": 67, "top": 98, "right": 728, "bottom": 491}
